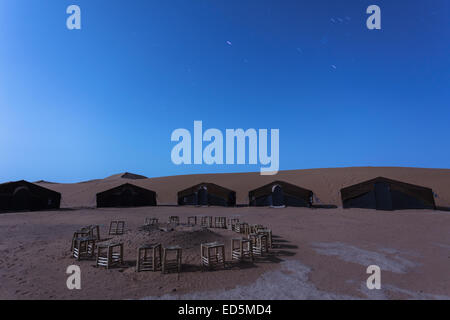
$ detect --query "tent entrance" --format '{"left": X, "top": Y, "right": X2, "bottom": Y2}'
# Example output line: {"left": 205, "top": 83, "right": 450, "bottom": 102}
{"left": 375, "top": 182, "right": 393, "bottom": 210}
{"left": 12, "top": 187, "right": 32, "bottom": 210}
{"left": 197, "top": 188, "right": 208, "bottom": 206}
{"left": 120, "top": 188, "right": 134, "bottom": 207}
{"left": 271, "top": 185, "right": 285, "bottom": 207}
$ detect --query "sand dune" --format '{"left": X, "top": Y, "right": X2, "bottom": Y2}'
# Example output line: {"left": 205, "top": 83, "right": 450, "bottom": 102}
{"left": 35, "top": 167, "right": 450, "bottom": 209}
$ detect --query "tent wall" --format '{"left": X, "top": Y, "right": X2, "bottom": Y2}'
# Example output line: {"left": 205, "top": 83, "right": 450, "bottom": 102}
{"left": 343, "top": 190, "right": 376, "bottom": 209}
{"left": 249, "top": 181, "right": 313, "bottom": 207}
{"left": 177, "top": 183, "right": 236, "bottom": 207}
{"left": 374, "top": 182, "right": 393, "bottom": 210}
{"left": 0, "top": 181, "right": 61, "bottom": 212}
{"left": 96, "top": 183, "right": 157, "bottom": 208}
{"left": 284, "top": 194, "right": 310, "bottom": 207}
{"left": 341, "top": 177, "right": 435, "bottom": 210}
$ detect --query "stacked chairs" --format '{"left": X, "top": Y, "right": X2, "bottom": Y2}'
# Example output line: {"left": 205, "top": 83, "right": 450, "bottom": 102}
{"left": 236, "top": 223, "right": 250, "bottom": 236}
{"left": 72, "top": 236, "right": 96, "bottom": 260}
{"left": 71, "top": 229, "right": 90, "bottom": 251}
{"left": 201, "top": 242, "right": 226, "bottom": 269}
{"left": 68, "top": 215, "right": 274, "bottom": 276}
{"left": 136, "top": 244, "right": 162, "bottom": 272}
{"left": 213, "top": 217, "right": 227, "bottom": 229}
{"left": 257, "top": 229, "right": 273, "bottom": 248}
{"left": 231, "top": 238, "right": 253, "bottom": 262}
{"left": 250, "top": 224, "right": 264, "bottom": 234}
{"left": 96, "top": 243, "right": 124, "bottom": 269}
{"left": 71, "top": 225, "right": 100, "bottom": 256}
{"left": 169, "top": 216, "right": 180, "bottom": 225}
{"left": 187, "top": 216, "right": 197, "bottom": 225}
{"left": 109, "top": 221, "right": 125, "bottom": 235}
{"left": 200, "top": 216, "right": 213, "bottom": 228}
{"left": 228, "top": 218, "right": 240, "bottom": 231}
{"left": 144, "top": 218, "right": 158, "bottom": 226}
{"left": 162, "top": 246, "right": 182, "bottom": 274}
{"left": 248, "top": 233, "right": 269, "bottom": 256}
{"left": 80, "top": 225, "right": 101, "bottom": 240}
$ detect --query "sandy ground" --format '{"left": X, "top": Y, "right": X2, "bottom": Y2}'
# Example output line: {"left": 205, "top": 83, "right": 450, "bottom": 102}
{"left": 0, "top": 206, "right": 449, "bottom": 300}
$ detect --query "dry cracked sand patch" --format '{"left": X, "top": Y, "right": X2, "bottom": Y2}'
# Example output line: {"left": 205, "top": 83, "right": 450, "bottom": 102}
{"left": 311, "top": 242, "right": 419, "bottom": 274}
{"left": 146, "top": 243, "right": 449, "bottom": 300}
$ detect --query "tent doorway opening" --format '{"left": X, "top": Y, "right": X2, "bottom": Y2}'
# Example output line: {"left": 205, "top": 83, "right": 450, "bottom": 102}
{"left": 12, "top": 187, "right": 32, "bottom": 211}
{"left": 197, "top": 187, "right": 208, "bottom": 206}
{"left": 271, "top": 185, "right": 286, "bottom": 208}
{"left": 375, "top": 182, "right": 393, "bottom": 210}
{"left": 120, "top": 187, "right": 134, "bottom": 207}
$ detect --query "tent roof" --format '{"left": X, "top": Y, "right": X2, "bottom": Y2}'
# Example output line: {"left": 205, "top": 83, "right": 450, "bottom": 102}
{"left": 340, "top": 176, "right": 435, "bottom": 206}
{"left": 0, "top": 180, "right": 61, "bottom": 197}
{"left": 178, "top": 182, "right": 236, "bottom": 200}
{"left": 96, "top": 183, "right": 156, "bottom": 197}
{"left": 248, "top": 180, "right": 313, "bottom": 199}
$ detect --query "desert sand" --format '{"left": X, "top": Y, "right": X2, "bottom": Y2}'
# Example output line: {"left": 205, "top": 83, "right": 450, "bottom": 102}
{"left": 0, "top": 167, "right": 449, "bottom": 300}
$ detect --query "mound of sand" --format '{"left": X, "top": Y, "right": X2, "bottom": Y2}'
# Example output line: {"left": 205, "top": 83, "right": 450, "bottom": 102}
{"left": 112, "top": 224, "right": 229, "bottom": 252}
{"left": 94, "top": 223, "right": 234, "bottom": 275}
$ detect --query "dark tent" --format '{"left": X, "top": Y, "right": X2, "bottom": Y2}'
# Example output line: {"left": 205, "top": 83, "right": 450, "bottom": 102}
{"left": 249, "top": 181, "right": 313, "bottom": 207}
{"left": 0, "top": 180, "right": 61, "bottom": 212}
{"left": 96, "top": 183, "right": 157, "bottom": 208}
{"left": 341, "top": 177, "right": 436, "bottom": 211}
{"left": 178, "top": 183, "right": 236, "bottom": 207}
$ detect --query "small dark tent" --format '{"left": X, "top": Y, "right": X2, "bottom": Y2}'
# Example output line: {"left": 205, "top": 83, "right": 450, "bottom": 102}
{"left": 341, "top": 177, "right": 436, "bottom": 211}
{"left": 249, "top": 181, "right": 313, "bottom": 207}
{"left": 0, "top": 180, "right": 61, "bottom": 212}
{"left": 96, "top": 183, "right": 157, "bottom": 208}
{"left": 178, "top": 183, "right": 236, "bottom": 207}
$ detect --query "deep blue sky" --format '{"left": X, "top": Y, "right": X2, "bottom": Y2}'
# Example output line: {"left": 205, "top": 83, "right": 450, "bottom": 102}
{"left": 0, "top": 0, "right": 449, "bottom": 182}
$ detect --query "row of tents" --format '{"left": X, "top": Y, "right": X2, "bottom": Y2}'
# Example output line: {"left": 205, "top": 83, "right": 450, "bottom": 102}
{"left": 0, "top": 177, "right": 437, "bottom": 212}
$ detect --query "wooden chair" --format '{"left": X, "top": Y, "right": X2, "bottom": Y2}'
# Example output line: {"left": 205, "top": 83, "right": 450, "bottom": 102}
{"left": 229, "top": 218, "right": 240, "bottom": 231}
{"left": 236, "top": 222, "right": 250, "bottom": 236}
{"left": 96, "top": 243, "right": 124, "bottom": 269}
{"left": 144, "top": 218, "right": 158, "bottom": 226}
{"left": 169, "top": 216, "right": 180, "bottom": 225}
{"left": 187, "top": 216, "right": 197, "bottom": 225}
{"left": 214, "top": 217, "right": 227, "bottom": 229}
{"left": 88, "top": 225, "right": 101, "bottom": 240}
{"left": 201, "top": 242, "right": 226, "bottom": 269}
{"left": 162, "top": 246, "right": 182, "bottom": 273}
{"left": 248, "top": 233, "right": 268, "bottom": 256}
{"left": 72, "top": 236, "right": 96, "bottom": 260}
{"left": 136, "top": 244, "right": 162, "bottom": 272}
{"left": 109, "top": 221, "right": 125, "bottom": 235}
{"left": 71, "top": 230, "right": 90, "bottom": 251}
{"left": 257, "top": 229, "right": 273, "bottom": 248}
{"left": 200, "top": 216, "right": 212, "bottom": 228}
{"left": 250, "top": 224, "right": 264, "bottom": 234}
{"left": 231, "top": 238, "right": 253, "bottom": 262}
